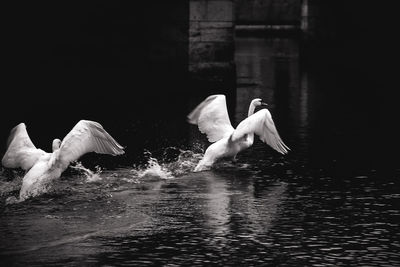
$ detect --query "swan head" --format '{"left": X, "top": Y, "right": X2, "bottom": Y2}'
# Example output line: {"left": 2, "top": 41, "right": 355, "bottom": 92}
{"left": 52, "top": 138, "right": 62, "bottom": 152}
{"left": 251, "top": 98, "right": 268, "bottom": 107}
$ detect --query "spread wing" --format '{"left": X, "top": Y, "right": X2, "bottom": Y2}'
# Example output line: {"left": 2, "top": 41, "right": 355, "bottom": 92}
{"left": 56, "top": 120, "right": 125, "bottom": 168}
{"left": 231, "top": 109, "right": 290, "bottom": 154}
{"left": 1, "top": 123, "right": 46, "bottom": 170}
{"left": 187, "top": 94, "right": 234, "bottom": 142}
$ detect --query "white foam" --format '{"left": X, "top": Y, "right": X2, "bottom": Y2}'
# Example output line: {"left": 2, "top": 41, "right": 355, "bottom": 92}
{"left": 131, "top": 148, "right": 204, "bottom": 180}
{"left": 70, "top": 162, "right": 103, "bottom": 182}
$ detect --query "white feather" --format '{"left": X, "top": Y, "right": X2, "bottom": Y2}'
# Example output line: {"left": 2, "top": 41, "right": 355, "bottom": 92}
{"left": 1, "top": 120, "right": 125, "bottom": 200}
{"left": 188, "top": 95, "right": 290, "bottom": 171}
{"left": 57, "top": 120, "right": 125, "bottom": 169}
{"left": 187, "top": 95, "right": 234, "bottom": 142}
{"left": 232, "top": 109, "right": 290, "bottom": 154}
{"left": 1, "top": 123, "right": 46, "bottom": 170}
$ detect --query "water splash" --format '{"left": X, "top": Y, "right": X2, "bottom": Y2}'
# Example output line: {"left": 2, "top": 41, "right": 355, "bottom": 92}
{"left": 131, "top": 151, "right": 174, "bottom": 180}
{"left": 161, "top": 147, "right": 204, "bottom": 176}
{"left": 69, "top": 162, "right": 103, "bottom": 182}
{"left": 0, "top": 170, "right": 24, "bottom": 204}
{"left": 131, "top": 148, "right": 203, "bottom": 180}
{"left": 0, "top": 172, "right": 23, "bottom": 197}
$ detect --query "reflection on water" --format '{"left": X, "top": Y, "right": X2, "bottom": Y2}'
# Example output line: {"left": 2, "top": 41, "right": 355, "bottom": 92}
{"left": 1, "top": 163, "right": 398, "bottom": 266}
{"left": 1, "top": 37, "right": 399, "bottom": 266}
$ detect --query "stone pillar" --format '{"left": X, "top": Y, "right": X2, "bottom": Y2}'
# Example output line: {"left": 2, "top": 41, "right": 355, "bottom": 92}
{"left": 301, "top": 0, "right": 326, "bottom": 42}
{"left": 301, "top": 0, "right": 308, "bottom": 32}
{"left": 189, "top": 0, "right": 236, "bottom": 94}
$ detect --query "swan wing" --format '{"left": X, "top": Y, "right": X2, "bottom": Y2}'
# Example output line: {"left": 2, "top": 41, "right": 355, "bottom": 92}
{"left": 187, "top": 94, "right": 234, "bottom": 142}
{"left": 56, "top": 120, "right": 125, "bottom": 168}
{"left": 1, "top": 123, "right": 46, "bottom": 170}
{"left": 231, "top": 109, "right": 290, "bottom": 154}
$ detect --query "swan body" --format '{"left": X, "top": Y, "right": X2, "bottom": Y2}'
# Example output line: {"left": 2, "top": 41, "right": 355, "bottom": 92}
{"left": 194, "top": 131, "right": 254, "bottom": 171}
{"left": 188, "top": 95, "right": 289, "bottom": 171}
{"left": 1, "top": 120, "right": 125, "bottom": 200}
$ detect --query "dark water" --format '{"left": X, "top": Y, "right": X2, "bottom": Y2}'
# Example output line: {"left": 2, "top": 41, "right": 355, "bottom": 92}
{"left": 1, "top": 36, "right": 399, "bottom": 266}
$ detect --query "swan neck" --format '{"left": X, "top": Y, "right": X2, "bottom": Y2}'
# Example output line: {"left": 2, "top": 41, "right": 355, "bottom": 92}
{"left": 248, "top": 103, "right": 256, "bottom": 117}
{"left": 247, "top": 133, "right": 254, "bottom": 144}
{"left": 52, "top": 139, "right": 61, "bottom": 152}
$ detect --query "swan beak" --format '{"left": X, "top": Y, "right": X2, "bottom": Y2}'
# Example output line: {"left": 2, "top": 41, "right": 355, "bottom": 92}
{"left": 261, "top": 102, "right": 268, "bottom": 106}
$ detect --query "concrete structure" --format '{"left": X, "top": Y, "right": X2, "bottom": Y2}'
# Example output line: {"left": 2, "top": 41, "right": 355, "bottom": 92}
{"left": 233, "top": 0, "right": 325, "bottom": 40}
{"left": 235, "top": 0, "right": 301, "bottom": 26}
{"left": 189, "top": 0, "right": 236, "bottom": 96}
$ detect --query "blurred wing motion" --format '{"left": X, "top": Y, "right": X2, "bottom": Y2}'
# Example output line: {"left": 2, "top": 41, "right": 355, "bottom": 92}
{"left": 231, "top": 109, "right": 290, "bottom": 154}
{"left": 57, "top": 120, "right": 125, "bottom": 168}
{"left": 1, "top": 123, "right": 46, "bottom": 170}
{"left": 187, "top": 94, "right": 234, "bottom": 142}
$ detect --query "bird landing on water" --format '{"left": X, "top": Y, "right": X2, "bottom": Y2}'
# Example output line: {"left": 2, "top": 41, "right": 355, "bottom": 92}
{"left": 187, "top": 94, "right": 289, "bottom": 171}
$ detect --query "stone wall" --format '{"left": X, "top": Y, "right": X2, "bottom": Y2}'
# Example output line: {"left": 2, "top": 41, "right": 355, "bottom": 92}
{"left": 235, "top": 0, "right": 301, "bottom": 25}
{"left": 189, "top": 0, "right": 236, "bottom": 95}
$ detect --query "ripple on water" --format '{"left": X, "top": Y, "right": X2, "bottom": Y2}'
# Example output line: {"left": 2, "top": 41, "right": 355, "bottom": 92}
{"left": 1, "top": 147, "right": 399, "bottom": 266}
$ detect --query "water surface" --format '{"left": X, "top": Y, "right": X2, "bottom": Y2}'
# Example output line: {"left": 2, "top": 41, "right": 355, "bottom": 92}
{"left": 1, "top": 37, "right": 399, "bottom": 266}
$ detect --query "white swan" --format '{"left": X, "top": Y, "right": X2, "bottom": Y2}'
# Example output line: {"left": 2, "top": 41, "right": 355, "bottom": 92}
{"left": 187, "top": 94, "right": 290, "bottom": 171}
{"left": 1, "top": 120, "right": 125, "bottom": 200}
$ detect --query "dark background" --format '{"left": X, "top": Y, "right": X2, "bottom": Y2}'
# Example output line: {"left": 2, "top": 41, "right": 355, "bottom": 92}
{"left": 1, "top": 1, "right": 399, "bottom": 172}
{"left": 305, "top": 1, "right": 399, "bottom": 175}
{"left": 2, "top": 0, "right": 190, "bottom": 166}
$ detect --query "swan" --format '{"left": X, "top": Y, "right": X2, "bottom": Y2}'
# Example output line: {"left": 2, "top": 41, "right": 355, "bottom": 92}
{"left": 187, "top": 94, "right": 290, "bottom": 171}
{"left": 1, "top": 120, "right": 125, "bottom": 200}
